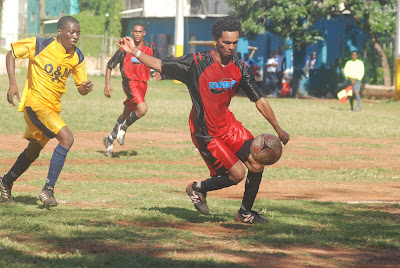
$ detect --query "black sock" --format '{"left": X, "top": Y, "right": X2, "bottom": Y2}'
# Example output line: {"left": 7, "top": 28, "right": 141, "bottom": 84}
{"left": 3, "top": 149, "right": 35, "bottom": 186}
{"left": 241, "top": 171, "right": 263, "bottom": 211}
{"left": 349, "top": 96, "right": 354, "bottom": 110}
{"left": 110, "top": 115, "right": 124, "bottom": 139}
{"left": 195, "top": 174, "right": 235, "bottom": 193}
{"left": 123, "top": 111, "right": 139, "bottom": 130}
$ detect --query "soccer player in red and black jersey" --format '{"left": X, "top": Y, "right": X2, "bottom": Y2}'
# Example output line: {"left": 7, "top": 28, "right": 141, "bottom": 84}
{"left": 103, "top": 22, "right": 161, "bottom": 157}
{"left": 117, "top": 16, "right": 290, "bottom": 223}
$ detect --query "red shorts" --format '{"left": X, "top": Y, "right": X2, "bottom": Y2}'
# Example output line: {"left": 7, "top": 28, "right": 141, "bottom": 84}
{"left": 123, "top": 81, "right": 147, "bottom": 112}
{"left": 190, "top": 118, "right": 254, "bottom": 177}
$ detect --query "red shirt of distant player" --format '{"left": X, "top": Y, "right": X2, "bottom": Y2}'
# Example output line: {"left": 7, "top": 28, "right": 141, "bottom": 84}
{"left": 161, "top": 50, "right": 263, "bottom": 176}
{"left": 107, "top": 41, "right": 159, "bottom": 110}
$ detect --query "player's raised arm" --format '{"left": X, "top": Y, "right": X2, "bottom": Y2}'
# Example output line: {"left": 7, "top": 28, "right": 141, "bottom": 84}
{"left": 117, "top": 36, "right": 162, "bottom": 73}
{"left": 6, "top": 51, "right": 20, "bottom": 106}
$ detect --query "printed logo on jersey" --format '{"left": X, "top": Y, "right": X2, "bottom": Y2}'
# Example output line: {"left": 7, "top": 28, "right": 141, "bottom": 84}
{"left": 209, "top": 78, "right": 237, "bottom": 95}
{"left": 131, "top": 56, "right": 141, "bottom": 65}
{"left": 44, "top": 64, "right": 71, "bottom": 83}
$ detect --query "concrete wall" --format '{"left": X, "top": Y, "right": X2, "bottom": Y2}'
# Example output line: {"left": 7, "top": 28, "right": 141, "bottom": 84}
{"left": 1, "top": 0, "right": 28, "bottom": 47}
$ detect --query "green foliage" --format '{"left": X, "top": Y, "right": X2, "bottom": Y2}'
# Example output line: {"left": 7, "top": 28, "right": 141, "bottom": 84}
{"left": 227, "top": 0, "right": 340, "bottom": 49}
{"left": 77, "top": 0, "right": 123, "bottom": 37}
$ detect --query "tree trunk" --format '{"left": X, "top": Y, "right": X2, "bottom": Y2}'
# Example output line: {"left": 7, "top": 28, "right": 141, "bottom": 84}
{"left": 371, "top": 35, "right": 392, "bottom": 87}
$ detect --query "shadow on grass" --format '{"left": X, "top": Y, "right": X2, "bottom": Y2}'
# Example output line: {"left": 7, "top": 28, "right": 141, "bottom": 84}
{"left": 0, "top": 247, "right": 245, "bottom": 268}
{"left": 147, "top": 206, "right": 227, "bottom": 223}
{"left": 96, "top": 149, "right": 138, "bottom": 158}
{"left": 13, "top": 196, "right": 38, "bottom": 206}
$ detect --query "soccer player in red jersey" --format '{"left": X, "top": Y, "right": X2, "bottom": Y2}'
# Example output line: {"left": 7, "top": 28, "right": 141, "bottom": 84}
{"left": 116, "top": 16, "right": 290, "bottom": 223}
{"left": 103, "top": 23, "right": 161, "bottom": 157}
{"left": 0, "top": 16, "right": 93, "bottom": 206}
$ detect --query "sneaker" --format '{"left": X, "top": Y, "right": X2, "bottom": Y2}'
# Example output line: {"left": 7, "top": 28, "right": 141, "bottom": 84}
{"left": 186, "top": 182, "right": 209, "bottom": 214}
{"left": 116, "top": 124, "right": 126, "bottom": 146}
{"left": 103, "top": 137, "right": 113, "bottom": 157}
{"left": 355, "top": 107, "right": 361, "bottom": 112}
{"left": 39, "top": 185, "right": 58, "bottom": 207}
{"left": 0, "top": 176, "right": 14, "bottom": 203}
{"left": 235, "top": 209, "right": 269, "bottom": 224}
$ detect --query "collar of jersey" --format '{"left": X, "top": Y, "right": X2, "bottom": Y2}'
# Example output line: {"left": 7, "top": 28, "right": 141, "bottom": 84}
{"left": 54, "top": 37, "right": 73, "bottom": 55}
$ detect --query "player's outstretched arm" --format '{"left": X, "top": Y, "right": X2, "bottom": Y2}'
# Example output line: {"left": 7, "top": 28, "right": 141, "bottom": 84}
{"left": 6, "top": 51, "right": 20, "bottom": 106}
{"left": 255, "top": 97, "right": 290, "bottom": 145}
{"left": 78, "top": 81, "right": 93, "bottom": 96}
{"left": 104, "top": 68, "right": 114, "bottom": 98}
{"left": 116, "top": 36, "right": 162, "bottom": 73}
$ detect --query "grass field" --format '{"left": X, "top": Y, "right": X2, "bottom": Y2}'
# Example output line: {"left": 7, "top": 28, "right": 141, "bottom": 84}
{"left": 0, "top": 73, "right": 399, "bottom": 267}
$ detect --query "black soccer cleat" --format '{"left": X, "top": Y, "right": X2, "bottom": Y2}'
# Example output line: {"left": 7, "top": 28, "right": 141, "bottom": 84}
{"left": 39, "top": 185, "right": 58, "bottom": 207}
{"left": 235, "top": 209, "right": 269, "bottom": 224}
{"left": 0, "top": 175, "right": 14, "bottom": 203}
{"left": 186, "top": 182, "right": 209, "bottom": 215}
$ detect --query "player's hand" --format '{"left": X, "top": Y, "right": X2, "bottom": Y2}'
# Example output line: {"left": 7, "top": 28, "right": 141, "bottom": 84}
{"left": 104, "top": 85, "right": 114, "bottom": 98}
{"left": 83, "top": 81, "right": 93, "bottom": 93}
{"left": 152, "top": 72, "right": 162, "bottom": 81}
{"left": 116, "top": 36, "right": 137, "bottom": 55}
{"left": 79, "top": 81, "right": 93, "bottom": 95}
{"left": 277, "top": 129, "right": 290, "bottom": 145}
{"left": 7, "top": 85, "right": 20, "bottom": 107}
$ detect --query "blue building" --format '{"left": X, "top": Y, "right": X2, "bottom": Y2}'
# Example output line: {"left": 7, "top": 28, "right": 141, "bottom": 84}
{"left": 27, "top": 0, "right": 80, "bottom": 34}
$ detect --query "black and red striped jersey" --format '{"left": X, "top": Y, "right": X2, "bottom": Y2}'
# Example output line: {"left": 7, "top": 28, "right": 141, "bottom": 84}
{"left": 161, "top": 50, "right": 262, "bottom": 142}
{"left": 107, "top": 40, "right": 159, "bottom": 85}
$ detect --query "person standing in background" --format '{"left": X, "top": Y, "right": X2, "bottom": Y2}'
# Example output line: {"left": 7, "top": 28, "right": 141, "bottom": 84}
{"left": 343, "top": 51, "right": 364, "bottom": 111}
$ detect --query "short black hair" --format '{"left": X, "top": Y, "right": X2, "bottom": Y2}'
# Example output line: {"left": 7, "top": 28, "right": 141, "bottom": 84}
{"left": 57, "top": 16, "right": 79, "bottom": 30}
{"left": 351, "top": 50, "right": 359, "bottom": 55}
{"left": 212, "top": 16, "right": 241, "bottom": 39}
{"left": 132, "top": 22, "right": 145, "bottom": 31}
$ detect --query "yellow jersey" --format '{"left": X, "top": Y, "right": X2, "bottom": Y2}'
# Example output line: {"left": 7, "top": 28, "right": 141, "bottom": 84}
{"left": 343, "top": 59, "right": 364, "bottom": 81}
{"left": 11, "top": 37, "right": 87, "bottom": 113}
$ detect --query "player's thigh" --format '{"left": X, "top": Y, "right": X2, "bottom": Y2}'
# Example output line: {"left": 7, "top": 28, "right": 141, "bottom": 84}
{"left": 123, "top": 81, "right": 147, "bottom": 112}
{"left": 23, "top": 105, "right": 66, "bottom": 148}
{"left": 194, "top": 137, "right": 240, "bottom": 177}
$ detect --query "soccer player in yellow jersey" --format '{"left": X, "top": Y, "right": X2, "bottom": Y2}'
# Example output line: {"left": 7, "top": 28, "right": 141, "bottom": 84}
{"left": 0, "top": 16, "right": 93, "bottom": 206}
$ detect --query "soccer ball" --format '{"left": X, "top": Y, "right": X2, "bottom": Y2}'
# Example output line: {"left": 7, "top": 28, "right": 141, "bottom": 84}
{"left": 250, "top": 134, "right": 282, "bottom": 165}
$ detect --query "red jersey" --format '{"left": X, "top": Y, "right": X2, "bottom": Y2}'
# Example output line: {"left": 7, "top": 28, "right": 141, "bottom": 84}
{"left": 107, "top": 41, "right": 159, "bottom": 88}
{"left": 161, "top": 50, "right": 262, "bottom": 145}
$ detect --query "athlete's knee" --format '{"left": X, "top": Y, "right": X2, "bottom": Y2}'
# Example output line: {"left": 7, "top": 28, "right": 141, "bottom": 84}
{"left": 228, "top": 165, "right": 246, "bottom": 184}
{"left": 136, "top": 103, "right": 148, "bottom": 118}
{"left": 57, "top": 128, "right": 74, "bottom": 149}
{"left": 247, "top": 154, "right": 265, "bottom": 173}
{"left": 25, "top": 140, "right": 42, "bottom": 161}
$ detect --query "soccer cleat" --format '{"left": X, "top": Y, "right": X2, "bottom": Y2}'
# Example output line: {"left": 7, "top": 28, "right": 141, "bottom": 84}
{"left": 0, "top": 175, "right": 14, "bottom": 203}
{"left": 235, "top": 209, "right": 269, "bottom": 224}
{"left": 186, "top": 182, "right": 209, "bottom": 215}
{"left": 39, "top": 185, "right": 58, "bottom": 207}
{"left": 103, "top": 137, "right": 113, "bottom": 157}
{"left": 116, "top": 124, "right": 126, "bottom": 146}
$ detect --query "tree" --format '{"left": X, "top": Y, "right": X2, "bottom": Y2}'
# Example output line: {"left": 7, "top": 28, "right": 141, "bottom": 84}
{"left": 227, "top": 0, "right": 395, "bottom": 86}
{"left": 332, "top": 0, "right": 396, "bottom": 86}
{"left": 77, "top": 0, "right": 124, "bottom": 38}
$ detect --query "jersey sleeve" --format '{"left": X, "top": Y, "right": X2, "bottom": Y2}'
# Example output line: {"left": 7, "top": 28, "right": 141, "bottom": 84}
{"left": 151, "top": 43, "right": 161, "bottom": 59}
{"left": 237, "top": 60, "right": 263, "bottom": 102}
{"left": 10, "top": 37, "right": 37, "bottom": 60}
{"left": 161, "top": 54, "right": 195, "bottom": 84}
{"left": 107, "top": 48, "right": 125, "bottom": 69}
{"left": 73, "top": 59, "right": 87, "bottom": 88}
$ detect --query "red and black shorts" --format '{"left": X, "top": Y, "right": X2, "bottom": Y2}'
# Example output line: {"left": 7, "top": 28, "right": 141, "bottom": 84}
{"left": 190, "top": 119, "right": 254, "bottom": 177}
{"left": 123, "top": 80, "right": 147, "bottom": 112}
